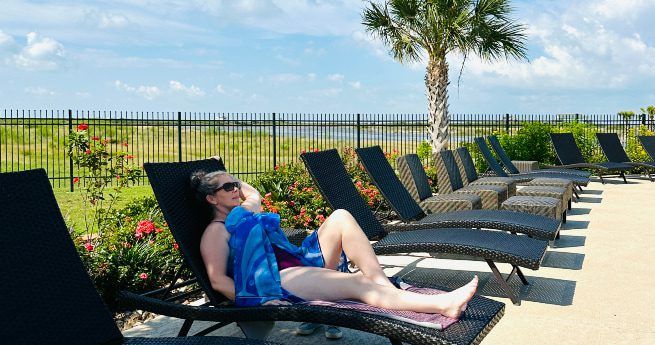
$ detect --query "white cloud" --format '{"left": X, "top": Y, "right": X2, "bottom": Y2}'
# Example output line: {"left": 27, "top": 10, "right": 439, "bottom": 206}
{"left": 10, "top": 32, "right": 66, "bottom": 71}
{"left": 327, "top": 73, "right": 344, "bottom": 82}
{"left": 215, "top": 84, "right": 225, "bottom": 94}
{"left": 270, "top": 73, "right": 302, "bottom": 83}
{"left": 169, "top": 80, "right": 205, "bottom": 96}
{"left": 0, "top": 30, "right": 16, "bottom": 49}
{"left": 24, "top": 87, "right": 55, "bottom": 96}
{"left": 115, "top": 80, "right": 161, "bottom": 100}
{"left": 98, "top": 13, "right": 130, "bottom": 29}
{"left": 349, "top": 81, "right": 362, "bottom": 89}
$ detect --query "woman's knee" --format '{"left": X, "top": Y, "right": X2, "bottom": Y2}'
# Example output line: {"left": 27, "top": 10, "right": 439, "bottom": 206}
{"left": 329, "top": 209, "right": 356, "bottom": 223}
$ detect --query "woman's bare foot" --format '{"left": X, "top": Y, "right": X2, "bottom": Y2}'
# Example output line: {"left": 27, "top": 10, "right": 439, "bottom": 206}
{"left": 441, "top": 276, "right": 478, "bottom": 319}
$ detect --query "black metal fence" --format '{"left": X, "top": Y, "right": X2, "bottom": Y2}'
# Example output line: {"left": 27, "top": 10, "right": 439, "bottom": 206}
{"left": 1, "top": 109, "right": 652, "bottom": 189}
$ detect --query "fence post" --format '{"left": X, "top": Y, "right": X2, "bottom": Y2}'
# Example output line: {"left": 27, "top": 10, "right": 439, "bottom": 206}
{"left": 272, "top": 112, "right": 277, "bottom": 169}
{"left": 504, "top": 113, "right": 510, "bottom": 133}
{"left": 68, "top": 109, "right": 74, "bottom": 192}
{"left": 177, "top": 111, "right": 182, "bottom": 162}
{"left": 575, "top": 113, "right": 579, "bottom": 122}
{"left": 641, "top": 113, "right": 647, "bottom": 126}
{"left": 356, "top": 113, "right": 361, "bottom": 149}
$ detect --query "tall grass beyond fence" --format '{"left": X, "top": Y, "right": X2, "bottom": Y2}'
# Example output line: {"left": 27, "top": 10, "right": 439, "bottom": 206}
{"left": 1, "top": 109, "right": 652, "bottom": 189}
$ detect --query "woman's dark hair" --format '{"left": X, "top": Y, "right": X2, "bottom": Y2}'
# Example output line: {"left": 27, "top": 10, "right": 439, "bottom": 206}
{"left": 190, "top": 170, "right": 230, "bottom": 202}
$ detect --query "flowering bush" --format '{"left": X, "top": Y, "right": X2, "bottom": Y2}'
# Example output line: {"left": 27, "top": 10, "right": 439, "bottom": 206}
{"left": 67, "top": 123, "right": 142, "bottom": 235}
{"left": 253, "top": 147, "right": 390, "bottom": 229}
{"left": 74, "top": 196, "right": 186, "bottom": 308}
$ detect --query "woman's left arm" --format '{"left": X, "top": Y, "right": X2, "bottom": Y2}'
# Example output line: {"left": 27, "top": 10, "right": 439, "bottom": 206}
{"left": 239, "top": 180, "right": 262, "bottom": 213}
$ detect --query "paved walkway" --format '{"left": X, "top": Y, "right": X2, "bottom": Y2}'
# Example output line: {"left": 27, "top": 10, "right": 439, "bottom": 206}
{"left": 124, "top": 176, "right": 655, "bottom": 344}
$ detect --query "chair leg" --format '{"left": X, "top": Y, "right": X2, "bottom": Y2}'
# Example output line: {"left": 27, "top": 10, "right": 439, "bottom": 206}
{"left": 572, "top": 189, "right": 579, "bottom": 201}
{"left": 568, "top": 199, "right": 572, "bottom": 210}
{"left": 620, "top": 171, "right": 627, "bottom": 183}
{"left": 485, "top": 259, "right": 521, "bottom": 305}
{"left": 562, "top": 211, "right": 566, "bottom": 223}
{"left": 178, "top": 319, "right": 194, "bottom": 337}
{"left": 598, "top": 172, "right": 605, "bottom": 184}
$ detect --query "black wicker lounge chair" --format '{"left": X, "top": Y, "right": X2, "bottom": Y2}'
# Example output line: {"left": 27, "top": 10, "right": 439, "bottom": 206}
{"left": 487, "top": 135, "right": 591, "bottom": 178}
{"left": 549, "top": 133, "right": 632, "bottom": 184}
{"left": 638, "top": 136, "right": 655, "bottom": 162}
{"left": 474, "top": 137, "right": 589, "bottom": 191}
{"left": 596, "top": 133, "right": 654, "bottom": 182}
{"left": 454, "top": 147, "right": 518, "bottom": 197}
{"left": 143, "top": 158, "right": 506, "bottom": 345}
{"left": 355, "top": 146, "right": 560, "bottom": 241}
{"left": 302, "top": 149, "right": 550, "bottom": 305}
{"left": 0, "top": 169, "right": 278, "bottom": 345}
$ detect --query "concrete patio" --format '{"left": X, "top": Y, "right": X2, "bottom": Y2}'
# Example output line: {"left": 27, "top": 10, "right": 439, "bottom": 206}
{"left": 124, "top": 176, "right": 655, "bottom": 344}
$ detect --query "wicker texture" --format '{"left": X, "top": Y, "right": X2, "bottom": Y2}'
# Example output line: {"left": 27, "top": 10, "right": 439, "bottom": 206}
{"left": 511, "top": 160, "right": 539, "bottom": 172}
{"left": 434, "top": 150, "right": 507, "bottom": 210}
{"left": 517, "top": 185, "right": 568, "bottom": 209}
{"left": 597, "top": 133, "right": 655, "bottom": 171}
{"left": 302, "top": 149, "right": 548, "bottom": 268}
{"left": 0, "top": 169, "right": 279, "bottom": 345}
{"left": 145, "top": 157, "right": 507, "bottom": 345}
{"left": 455, "top": 147, "right": 517, "bottom": 197}
{"left": 488, "top": 135, "right": 591, "bottom": 178}
{"left": 476, "top": 137, "right": 590, "bottom": 186}
{"left": 420, "top": 193, "right": 482, "bottom": 213}
{"left": 502, "top": 196, "right": 562, "bottom": 220}
{"left": 524, "top": 178, "right": 573, "bottom": 204}
{"left": 374, "top": 228, "right": 546, "bottom": 270}
{"left": 124, "top": 338, "right": 277, "bottom": 345}
{"left": 354, "top": 146, "right": 559, "bottom": 240}
{"left": 397, "top": 153, "right": 438, "bottom": 202}
{"left": 551, "top": 133, "right": 632, "bottom": 172}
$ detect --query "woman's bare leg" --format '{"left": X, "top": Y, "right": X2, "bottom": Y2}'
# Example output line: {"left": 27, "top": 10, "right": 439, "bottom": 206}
{"left": 317, "top": 209, "right": 391, "bottom": 286}
{"left": 281, "top": 267, "right": 478, "bottom": 318}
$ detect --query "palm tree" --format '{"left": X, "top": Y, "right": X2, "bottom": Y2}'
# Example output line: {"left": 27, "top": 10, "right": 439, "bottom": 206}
{"left": 362, "top": 0, "right": 527, "bottom": 152}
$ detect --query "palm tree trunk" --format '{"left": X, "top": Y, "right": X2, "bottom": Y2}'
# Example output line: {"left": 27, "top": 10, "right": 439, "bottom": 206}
{"left": 425, "top": 57, "right": 449, "bottom": 152}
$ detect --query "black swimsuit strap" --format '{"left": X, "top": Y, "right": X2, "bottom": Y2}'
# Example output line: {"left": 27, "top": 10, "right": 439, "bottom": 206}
{"left": 211, "top": 220, "right": 225, "bottom": 224}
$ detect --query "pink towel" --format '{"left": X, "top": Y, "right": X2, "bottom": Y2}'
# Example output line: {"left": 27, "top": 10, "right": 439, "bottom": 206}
{"left": 301, "top": 282, "right": 458, "bottom": 330}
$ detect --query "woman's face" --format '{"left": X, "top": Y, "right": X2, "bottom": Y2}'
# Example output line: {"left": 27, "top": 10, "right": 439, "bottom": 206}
{"left": 206, "top": 174, "right": 241, "bottom": 210}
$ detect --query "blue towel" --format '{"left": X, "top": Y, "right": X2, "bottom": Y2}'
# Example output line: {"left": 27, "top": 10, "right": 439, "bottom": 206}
{"left": 225, "top": 206, "right": 347, "bottom": 306}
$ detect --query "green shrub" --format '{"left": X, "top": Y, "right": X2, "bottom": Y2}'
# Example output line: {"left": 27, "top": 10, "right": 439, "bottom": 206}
{"left": 497, "top": 122, "right": 557, "bottom": 165}
{"left": 74, "top": 196, "right": 185, "bottom": 309}
{"left": 626, "top": 125, "right": 655, "bottom": 162}
{"left": 252, "top": 147, "right": 391, "bottom": 229}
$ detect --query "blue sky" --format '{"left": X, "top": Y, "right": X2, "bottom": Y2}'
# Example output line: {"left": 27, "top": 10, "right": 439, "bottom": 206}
{"left": 1, "top": 0, "right": 654, "bottom": 114}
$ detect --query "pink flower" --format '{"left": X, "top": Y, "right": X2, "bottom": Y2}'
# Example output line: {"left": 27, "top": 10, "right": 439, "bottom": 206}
{"left": 173, "top": 243, "right": 179, "bottom": 250}
{"left": 135, "top": 231, "right": 143, "bottom": 240}
{"left": 155, "top": 227, "right": 163, "bottom": 234}
{"left": 85, "top": 149, "right": 91, "bottom": 154}
{"left": 84, "top": 242, "right": 94, "bottom": 252}
{"left": 139, "top": 273, "right": 148, "bottom": 280}
{"left": 77, "top": 123, "right": 89, "bottom": 131}
{"left": 313, "top": 148, "right": 319, "bottom": 153}
{"left": 264, "top": 192, "right": 272, "bottom": 198}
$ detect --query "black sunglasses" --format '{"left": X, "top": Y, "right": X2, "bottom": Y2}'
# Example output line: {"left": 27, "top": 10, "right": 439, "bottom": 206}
{"left": 214, "top": 181, "right": 241, "bottom": 193}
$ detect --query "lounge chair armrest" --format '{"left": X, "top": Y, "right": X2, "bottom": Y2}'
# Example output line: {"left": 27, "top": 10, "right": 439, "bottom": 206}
{"left": 118, "top": 290, "right": 313, "bottom": 323}
{"left": 511, "top": 160, "right": 539, "bottom": 172}
{"left": 543, "top": 163, "right": 604, "bottom": 170}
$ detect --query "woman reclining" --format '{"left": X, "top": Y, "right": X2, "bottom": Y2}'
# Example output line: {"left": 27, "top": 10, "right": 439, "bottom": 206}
{"left": 191, "top": 169, "right": 477, "bottom": 318}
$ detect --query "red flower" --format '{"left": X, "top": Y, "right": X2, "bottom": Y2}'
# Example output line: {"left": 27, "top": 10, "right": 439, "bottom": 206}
{"left": 77, "top": 123, "right": 89, "bottom": 131}
{"left": 314, "top": 148, "right": 319, "bottom": 153}
{"left": 135, "top": 231, "right": 143, "bottom": 240}
{"left": 274, "top": 165, "right": 279, "bottom": 170}
{"left": 173, "top": 243, "right": 179, "bottom": 250}
{"left": 316, "top": 214, "right": 325, "bottom": 222}
{"left": 139, "top": 273, "right": 148, "bottom": 280}
{"left": 102, "top": 139, "right": 110, "bottom": 145}
{"left": 301, "top": 149, "right": 306, "bottom": 154}
{"left": 289, "top": 200, "right": 295, "bottom": 207}
{"left": 73, "top": 177, "right": 80, "bottom": 184}
{"left": 155, "top": 227, "right": 163, "bottom": 234}
{"left": 121, "top": 141, "right": 129, "bottom": 147}
{"left": 264, "top": 192, "right": 272, "bottom": 198}
{"left": 116, "top": 175, "right": 121, "bottom": 180}
{"left": 126, "top": 155, "right": 134, "bottom": 159}
{"left": 137, "top": 220, "right": 155, "bottom": 234}
{"left": 85, "top": 149, "right": 91, "bottom": 154}
{"left": 91, "top": 136, "right": 99, "bottom": 141}
{"left": 84, "top": 242, "right": 94, "bottom": 252}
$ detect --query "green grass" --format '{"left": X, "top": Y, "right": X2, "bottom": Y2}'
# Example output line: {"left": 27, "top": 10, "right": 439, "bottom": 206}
{"left": 54, "top": 185, "right": 155, "bottom": 234}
